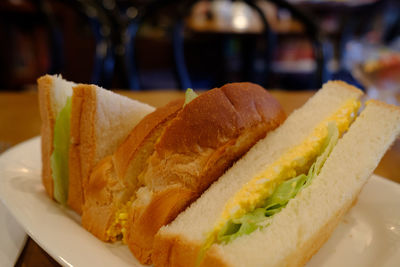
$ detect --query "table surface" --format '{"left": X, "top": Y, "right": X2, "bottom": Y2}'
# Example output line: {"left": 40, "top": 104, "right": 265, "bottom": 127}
{"left": 1, "top": 89, "right": 399, "bottom": 266}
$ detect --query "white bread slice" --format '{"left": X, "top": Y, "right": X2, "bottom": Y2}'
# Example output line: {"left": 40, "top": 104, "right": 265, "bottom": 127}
{"left": 68, "top": 84, "right": 155, "bottom": 214}
{"left": 38, "top": 75, "right": 75, "bottom": 199}
{"left": 152, "top": 81, "right": 400, "bottom": 266}
{"left": 38, "top": 74, "right": 155, "bottom": 214}
{"left": 214, "top": 100, "right": 400, "bottom": 267}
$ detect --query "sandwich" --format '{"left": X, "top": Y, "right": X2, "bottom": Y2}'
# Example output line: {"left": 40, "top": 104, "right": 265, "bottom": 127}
{"left": 37, "top": 74, "right": 154, "bottom": 214}
{"left": 153, "top": 81, "right": 400, "bottom": 267}
{"left": 81, "top": 82, "right": 286, "bottom": 264}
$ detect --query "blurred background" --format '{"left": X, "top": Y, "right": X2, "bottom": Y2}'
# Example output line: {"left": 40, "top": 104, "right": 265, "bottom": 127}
{"left": 1, "top": 0, "right": 400, "bottom": 94}
{"left": 1, "top": 3, "right": 400, "bottom": 265}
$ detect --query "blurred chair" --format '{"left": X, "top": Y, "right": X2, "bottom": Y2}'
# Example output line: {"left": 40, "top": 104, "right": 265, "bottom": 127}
{"left": 95, "top": 0, "right": 184, "bottom": 90}
{"left": 84, "top": 0, "right": 328, "bottom": 90}
{"left": 92, "top": 0, "right": 156, "bottom": 90}
{"left": 164, "top": 0, "right": 327, "bottom": 90}
{"left": 58, "top": 0, "right": 116, "bottom": 88}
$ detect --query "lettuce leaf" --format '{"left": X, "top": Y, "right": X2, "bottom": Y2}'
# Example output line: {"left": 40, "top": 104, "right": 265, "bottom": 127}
{"left": 184, "top": 88, "right": 198, "bottom": 106}
{"left": 217, "top": 122, "right": 339, "bottom": 244}
{"left": 50, "top": 97, "right": 72, "bottom": 204}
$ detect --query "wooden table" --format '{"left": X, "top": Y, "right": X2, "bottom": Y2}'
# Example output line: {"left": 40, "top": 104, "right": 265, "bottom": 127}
{"left": 1, "top": 89, "right": 399, "bottom": 266}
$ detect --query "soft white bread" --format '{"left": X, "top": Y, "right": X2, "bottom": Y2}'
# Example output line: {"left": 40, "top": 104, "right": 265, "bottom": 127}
{"left": 152, "top": 81, "right": 400, "bottom": 267}
{"left": 38, "top": 74, "right": 155, "bottom": 214}
{"left": 38, "top": 75, "right": 75, "bottom": 199}
{"left": 68, "top": 84, "right": 155, "bottom": 214}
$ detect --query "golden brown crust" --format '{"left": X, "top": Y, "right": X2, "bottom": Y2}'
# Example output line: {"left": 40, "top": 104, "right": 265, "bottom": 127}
{"left": 81, "top": 156, "right": 118, "bottom": 241}
{"left": 366, "top": 99, "right": 400, "bottom": 112}
{"left": 113, "top": 99, "right": 184, "bottom": 182}
{"left": 76, "top": 85, "right": 98, "bottom": 190}
{"left": 127, "top": 82, "right": 286, "bottom": 264}
{"left": 156, "top": 82, "right": 285, "bottom": 154}
{"left": 81, "top": 99, "right": 184, "bottom": 240}
{"left": 323, "top": 80, "right": 362, "bottom": 95}
{"left": 128, "top": 185, "right": 196, "bottom": 264}
{"left": 68, "top": 84, "right": 97, "bottom": 214}
{"left": 37, "top": 75, "right": 55, "bottom": 199}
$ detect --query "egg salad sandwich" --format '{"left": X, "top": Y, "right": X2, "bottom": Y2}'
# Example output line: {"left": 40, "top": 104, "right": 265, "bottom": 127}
{"left": 38, "top": 74, "right": 154, "bottom": 214}
{"left": 153, "top": 81, "right": 400, "bottom": 267}
{"left": 81, "top": 82, "right": 287, "bottom": 264}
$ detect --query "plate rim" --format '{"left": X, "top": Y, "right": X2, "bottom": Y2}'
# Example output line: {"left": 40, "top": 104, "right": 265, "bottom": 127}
{"left": 1, "top": 137, "right": 400, "bottom": 266}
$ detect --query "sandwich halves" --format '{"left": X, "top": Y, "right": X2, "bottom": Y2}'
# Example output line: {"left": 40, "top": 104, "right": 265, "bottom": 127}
{"left": 81, "top": 82, "right": 287, "bottom": 264}
{"left": 153, "top": 81, "right": 400, "bottom": 267}
{"left": 38, "top": 74, "right": 154, "bottom": 214}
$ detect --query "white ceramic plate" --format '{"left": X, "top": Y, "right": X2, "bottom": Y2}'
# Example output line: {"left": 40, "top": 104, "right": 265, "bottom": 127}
{"left": 0, "top": 137, "right": 399, "bottom": 267}
{"left": 0, "top": 201, "right": 27, "bottom": 266}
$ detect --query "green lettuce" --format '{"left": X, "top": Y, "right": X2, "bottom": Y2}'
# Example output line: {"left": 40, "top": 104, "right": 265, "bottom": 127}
{"left": 50, "top": 97, "right": 72, "bottom": 204}
{"left": 184, "top": 88, "right": 198, "bottom": 106}
{"left": 217, "top": 122, "right": 339, "bottom": 244}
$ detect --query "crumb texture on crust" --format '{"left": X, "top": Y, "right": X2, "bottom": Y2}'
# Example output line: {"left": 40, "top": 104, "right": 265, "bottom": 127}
{"left": 127, "top": 82, "right": 286, "bottom": 264}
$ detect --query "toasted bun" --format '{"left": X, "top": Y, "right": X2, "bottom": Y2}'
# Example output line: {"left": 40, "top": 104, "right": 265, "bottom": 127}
{"left": 126, "top": 82, "right": 286, "bottom": 264}
{"left": 68, "top": 84, "right": 155, "bottom": 214}
{"left": 153, "top": 83, "right": 400, "bottom": 267}
{"left": 82, "top": 99, "right": 184, "bottom": 240}
{"left": 37, "top": 75, "right": 74, "bottom": 199}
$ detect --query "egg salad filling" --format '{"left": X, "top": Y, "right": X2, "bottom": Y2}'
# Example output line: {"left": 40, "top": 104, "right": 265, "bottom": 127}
{"left": 106, "top": 199, "right": 133, "bottom": 242}
{"left": 196, "top": 98, "right": 360, "bottom": 264}
{"left": 51, "top": 96, "right": 72, "bottom": 204}
{"left": 217, "top": 121, "right": 339, "bottom": 244}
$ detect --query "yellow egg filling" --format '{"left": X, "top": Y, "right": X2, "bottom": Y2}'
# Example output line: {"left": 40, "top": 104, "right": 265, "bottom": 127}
{"left": 106, "top": 199, "right": 133, "bottom": 243}
{"left": 212, "top": 98, "right": 360, "bottom": 239}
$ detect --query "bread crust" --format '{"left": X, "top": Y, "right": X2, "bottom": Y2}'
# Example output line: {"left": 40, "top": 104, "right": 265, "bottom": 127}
{"left": 80, "top": 155, "right": 117, "bottom": 241}
{"left": 82, "top": 99, "right": 184, "bottom": 240}
{"left": 68, "top": 84, "right": 97, "bottom": 214}
{"left": 127, "top": 82, "right": 286, "bottom": 264}
{"left": 128, "top": 185, "right": 196, "bottom": 264}
{"left": 37, "top": 75, "right": 55, "bottom": 199}
{"left": 113, "top": 99, "right": 185, "bottom": 183}
{"left": 281, "top": 196, "right": 359, "bottom": 267}
{"left": 366, "top": 99, "right": 400, "bottom": 112}
{"left": 153, "top": 233, "right": 228, "bottom": 267}
{"left": 322, "top": 80, "right": 362, "bottom": 95}
{"left": 153, "top": 196, "right": 359, "bottom": 267}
